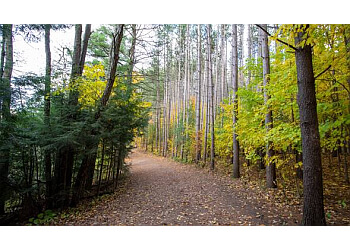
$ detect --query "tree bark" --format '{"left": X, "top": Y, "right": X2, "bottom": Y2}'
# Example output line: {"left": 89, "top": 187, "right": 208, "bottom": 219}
{"left": 232, "top": 24, "right": 240, "bottom": 178}
{"left": 79, "top": 24, "right": 92, "bottom": 76}
{"left": 156, "top": 42, "right": 160, "bottom": 154}
{"left": 97, "top": 140, "right": 105, "bottom": 196}
{"left": 220, "top": 24, "right": 226, "bottom": 107}
{"left": 0, "top": 25, "right": 5, "bottom": 80}
{"left": 261, "top": 24, "right": 276, "bottom": 188}
{"left": 343, "top": 25, "right": 350, "bottom": 151}
{"left": 294, "top": 24, "right": 326, "bottom": 226}
{"left": 238, "top": 25, "right": 244, "bottom": 87}
{"left": 0, "top": 24, "right": 13, "bottom": 214}
{"left": 207, "top": 25, "right": 215, "bottom": 170}
{"left": 246, "top": 24, "right": 252, "bottom": 87}
{"left": 162, "top": 30, "right": 169, "bottom": 157}
{"left": 99, "top": 25, "right": 124, "bottom": 110}
{"left": 203, "top": 42, "right": 209, "bottom": 163}
{"left": 70, "top": 24, "right": 82, "bottom": 88}
{"left": 195, "top": 24, "right": 202, "bottom": 163}
{"left": 44, "top": 24, "right": 53, "bottom": 208}
{"left": 184, "top": 24, "right": 190, "bottom": 161}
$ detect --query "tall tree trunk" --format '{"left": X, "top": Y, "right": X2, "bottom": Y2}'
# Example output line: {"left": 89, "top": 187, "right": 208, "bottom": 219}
{"left": 220, "top": 24, "right": 226, "bottom": 118}
{"left": 79, "top": 24, "right": 92, "bottom": 75}
{"left": 344, "top": 144, "right": 349, "bottom": 184}
{"left": 238, "top": 25, "right": 244, "bottom": 87}
{"left": 115, "top": 146, "right": 123, "bottom": 188}
{"left": 54, "top": 24, "right": 92, "bottom": 207}
{"left": 195, "top": 24, "right": 202, "bottom": 163}
{"left": 184, "top": 24, "right": 190, "bottom": 161}
{"left": 214, "top": 25, "right": 220, "bottom": 115}
{"left": 163, "top": 32, "right": 170, "bottom": 157}
{"left": 72, "top": 25, "right": 124, "bottom": 206}
{"left": 343, "top": 25, "right": 350, "bottom": 152}
{"left": 0, "top": 24, "right": 13, "bottom": 214}
{"left": 232, "top": 24, "right": 240, "bottom": 178}
{"left": 54, "top": 25, "right": 80, "bottom": 206}
{"left": 261, "top": 24, "right": 276, "bottom": 188}
{"left": 294, "top": 24, "right": 326, "bottom": 226}
{"left": 85, "top": 23, "right": 122, "bottom": 190}
{"left": 180, "top": 25, "right": 187, "bottom": 160}
{"left": 175, "top": 57, "right": 181, "bottom": 158}
{"left": 0, "top": 25, "right": 5, "bottom": 80}
{"left": 44, "top": 24, "right": 53, "bottom": 208}
{"left": 71, "top": 24, "right": 82, "bottom": 79}
{"left": 156, "top": 44, "right": 160, "bottom": 154}
{"left": 246, "top": 24, "right": 252, "bottom": 87}
{"left": 97, "top": 140, "right": 105, "bottom": 196}
{"left": 97, "top": 25, "right": 123, "bottom": 109}
{"left": 208, "top": 25, "right": 215, "bottom": 170}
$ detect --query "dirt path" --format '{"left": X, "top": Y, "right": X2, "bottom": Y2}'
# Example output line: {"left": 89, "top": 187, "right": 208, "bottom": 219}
{"left": 58, "top": 150, "right": 302, "bottom": 226}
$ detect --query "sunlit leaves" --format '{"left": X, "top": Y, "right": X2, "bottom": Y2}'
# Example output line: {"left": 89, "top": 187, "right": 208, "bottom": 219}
{"left": 77, "top": 64, "right": 106, "bottom": 108}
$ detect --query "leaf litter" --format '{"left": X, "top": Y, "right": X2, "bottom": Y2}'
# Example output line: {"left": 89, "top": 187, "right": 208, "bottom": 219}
{"left": 50, "top": 150, "right": 349, "bottom": 226}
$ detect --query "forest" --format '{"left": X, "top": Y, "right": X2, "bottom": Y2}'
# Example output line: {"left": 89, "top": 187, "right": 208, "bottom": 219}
{"left": 0, "top": 24, "right": 350, "bottom": 227}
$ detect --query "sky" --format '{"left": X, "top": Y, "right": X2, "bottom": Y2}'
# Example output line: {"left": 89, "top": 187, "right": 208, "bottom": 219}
{"left": 12, "top": 25, "right": 97, "bottom": 77}
{"left": 12, "top": 24, "right": 250, "bottom": 78}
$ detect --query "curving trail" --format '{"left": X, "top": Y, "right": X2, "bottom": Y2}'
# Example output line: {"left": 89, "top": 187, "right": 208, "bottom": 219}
{"left": 59, "top": 150, "right": 302, "bottom": 226}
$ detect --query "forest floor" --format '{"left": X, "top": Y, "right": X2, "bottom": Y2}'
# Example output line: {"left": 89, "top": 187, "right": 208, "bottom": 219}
{"left": 48, "top": 150, "right": 350, "bottom": 226}
{"left": 51, "top": 150, "right": 311, "bottom": 226}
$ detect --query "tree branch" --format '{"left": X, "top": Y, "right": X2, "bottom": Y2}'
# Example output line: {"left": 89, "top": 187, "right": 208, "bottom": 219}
{"left": 336, "top": 80, "right": 350, "bottom": 94}
{"left": 255, "top": 24, "right": 297, "bottom": 51}
{"left": 314, "top": 65, "right": 331, "bottom": 79}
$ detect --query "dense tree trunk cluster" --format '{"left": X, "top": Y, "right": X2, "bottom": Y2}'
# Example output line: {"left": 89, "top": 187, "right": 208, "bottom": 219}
{"left": 139, "top": 24, "right": 350, "bottom": 226}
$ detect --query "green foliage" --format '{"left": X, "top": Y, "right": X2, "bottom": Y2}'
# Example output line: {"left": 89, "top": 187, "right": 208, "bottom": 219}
{"left": 338, "top": 199, "right": 347, "bottom": 208}
{"left": 1, "top": 24, "right": 150, "bottom": 221}
{"left": 27, "top": 210, "right": 57, "bottom": 225}
{"left": 87, "top": 25, "right": 114, "bottom": 67}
